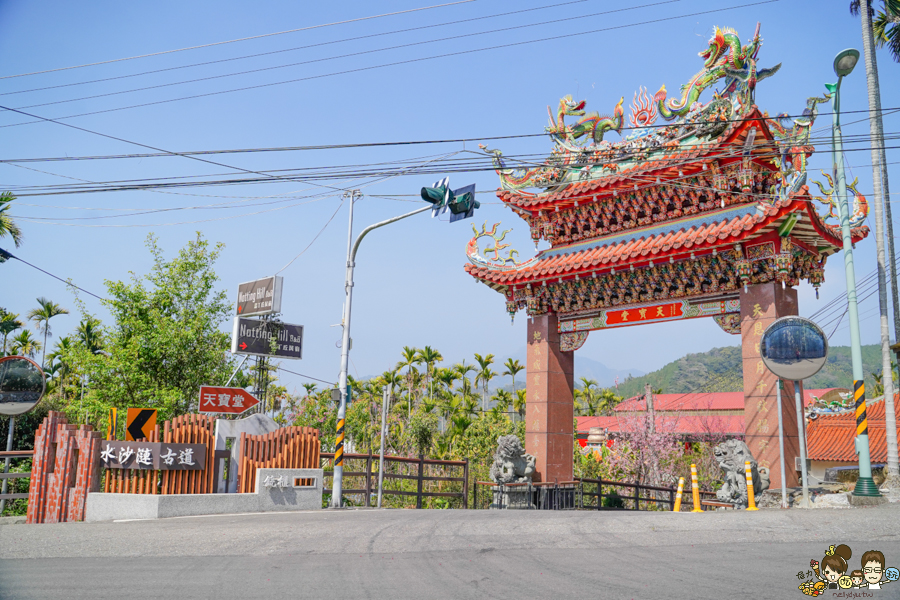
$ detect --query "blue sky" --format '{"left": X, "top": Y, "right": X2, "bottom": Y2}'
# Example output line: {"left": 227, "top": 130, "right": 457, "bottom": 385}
{"left": 1, "top": 0, "right": 896, "bottom": 392}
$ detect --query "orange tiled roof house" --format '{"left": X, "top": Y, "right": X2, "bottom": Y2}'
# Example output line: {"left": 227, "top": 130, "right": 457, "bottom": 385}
{"left": 464, "top": 24, "right": 869, "bottom": 487}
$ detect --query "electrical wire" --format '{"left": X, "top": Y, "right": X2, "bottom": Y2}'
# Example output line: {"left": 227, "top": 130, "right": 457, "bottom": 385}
{"left": 0, "top": 0, "right": 478, "bottom": 80}
{"left": 0, "top": 248, "right": 106, "bottom": 300}
{"left": 4, "top": 109, "right": 897, "bottom": 164}
{"left": 0, "top": 0, "right": 605, "bottom": 98}
{"left": 9, "top": 1, "right": 681, "bottom": 113}
{"left": 274, "top": 365, "right": 336, "bottom": 386}
{"left": 0, "top": 0, "right": 779, "bottom": 129}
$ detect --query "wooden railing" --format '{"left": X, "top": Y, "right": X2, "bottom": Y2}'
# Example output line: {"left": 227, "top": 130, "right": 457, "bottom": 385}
{"left": 321, "top": 452, "right": 468, "bottom": 509}
{"left": 0, "top": 450, "right": 33, "bottom": 503}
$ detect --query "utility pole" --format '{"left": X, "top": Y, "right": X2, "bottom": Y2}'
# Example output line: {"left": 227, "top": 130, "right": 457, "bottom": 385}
{"left": 858, "top": 0, "right": 899, "bottom": 482}
{"left": 377, "top": 386, "right": 389, "bottom": 508}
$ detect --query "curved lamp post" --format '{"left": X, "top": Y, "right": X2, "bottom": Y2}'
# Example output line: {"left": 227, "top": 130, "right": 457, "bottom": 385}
{"left": 828, "top": 48, "right": 881, "bottom": 498}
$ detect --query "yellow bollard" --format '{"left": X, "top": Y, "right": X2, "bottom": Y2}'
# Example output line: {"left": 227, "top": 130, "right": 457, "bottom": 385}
{"left": 673, "top": 477, "right": 685, "bottom": 512}
{"left": 745, "top": 461, "right": 759, "bottom": 511}
{"left": 690, "top": 464, "right": 703, "bottom": 512}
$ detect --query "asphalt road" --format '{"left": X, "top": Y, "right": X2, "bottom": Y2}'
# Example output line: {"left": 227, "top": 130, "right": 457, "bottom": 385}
{"left": 2, "top": 504, "right": 900, "bottom": 600}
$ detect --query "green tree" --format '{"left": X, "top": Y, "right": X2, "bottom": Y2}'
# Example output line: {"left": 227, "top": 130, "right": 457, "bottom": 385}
{"left": 396, "top": 346, "right": 421, "bottom": 418}
{"left": 75, "top": 317, "right": 103, "bottom": 353}
{"left": 0, "top": 309, "right": 23, "bottom": 356}
{"left": 0, "top": 192, "right": 22, "bottom": 248}
{"left": 575, "top": 377, "right": 600, "bottom": 416}
{"left": 853, "top": 0, "right": 900, "bottom": 61}
{"left": 9, "top": 329, "right": 40, "bottom": 358}
{"left": 415, "top": 345, "right": 443, "bottom": 404}
{"left": 513, "top": 389, "right": 527, "bottom": 420}
{"left": 502, "top": 358, "right": 523, "bottom": 394}
{"left": 473, "top": 353, "right": 495, "bottom": 413}
{"left": 27, "top": 297, "right": 69, "bottom": 368}
{"left": 67, "top": 234, "right": 236, "bottom": 420}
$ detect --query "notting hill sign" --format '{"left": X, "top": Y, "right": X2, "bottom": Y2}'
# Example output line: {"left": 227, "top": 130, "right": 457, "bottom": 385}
{"left": 236, "top": 276, "right": 283, "bottom": 317}
{"left": 231, "top": 317, "right": 303, "bottom": 360}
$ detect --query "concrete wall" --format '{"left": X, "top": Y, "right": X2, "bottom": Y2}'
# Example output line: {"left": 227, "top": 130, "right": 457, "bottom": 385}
{"left": 85, "top": 468, "right": 322, "bottom": 522}
{"left": 214, "top": 414, "right": 280, "bottom": 493}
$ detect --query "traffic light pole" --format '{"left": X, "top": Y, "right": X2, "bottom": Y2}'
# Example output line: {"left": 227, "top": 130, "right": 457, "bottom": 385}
{"left": 332, "top": 193, "right": 431, "bottom": 508}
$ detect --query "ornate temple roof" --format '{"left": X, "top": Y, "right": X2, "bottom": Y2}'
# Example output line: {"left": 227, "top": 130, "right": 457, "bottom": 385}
{"left": 465, "top": 191, "right": 866, "bottom": 290}
{"left": 465, "top": 24, "right": 871, "bottom": 324}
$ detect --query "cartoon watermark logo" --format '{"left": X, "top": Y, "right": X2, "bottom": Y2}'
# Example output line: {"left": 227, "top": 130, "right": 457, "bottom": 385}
{"left": 797, "top": 545, "right": 899, "bottom": 596}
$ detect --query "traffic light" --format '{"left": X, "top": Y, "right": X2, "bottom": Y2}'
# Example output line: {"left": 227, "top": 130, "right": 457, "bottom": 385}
{"left": 447, "top": 184, "right": 479, "bottom": 221}
{"left": 422, "top": 177, "right": 478, "bottom": 222}
{"left": 420, "top": 184, "right": 449, "bottom": 205}
{"left": 448, "top": 187, "right": 479, "bottom": 215}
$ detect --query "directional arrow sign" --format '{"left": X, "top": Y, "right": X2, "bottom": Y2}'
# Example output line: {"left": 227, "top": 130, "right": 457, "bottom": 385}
{"left": 231, "top": 317, "right": 303, "bottom": 360}
{"left": 125, "top": 408, "right": 157, "bottom": 441}
{"left": 198, "top": 385, "right": 261, "bottom": 415}
{"left": 236, "top": 276, "right": 283, "bottom": 317}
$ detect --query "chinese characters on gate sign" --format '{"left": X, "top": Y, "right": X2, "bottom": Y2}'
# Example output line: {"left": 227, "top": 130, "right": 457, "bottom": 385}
{"left": 98, "top": 441, "right": 205, "bottom": 470}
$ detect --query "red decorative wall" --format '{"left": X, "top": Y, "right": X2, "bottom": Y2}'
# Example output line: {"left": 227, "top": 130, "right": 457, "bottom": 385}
{"left": 26, "top": 411, "right": 103, "bottom": 524}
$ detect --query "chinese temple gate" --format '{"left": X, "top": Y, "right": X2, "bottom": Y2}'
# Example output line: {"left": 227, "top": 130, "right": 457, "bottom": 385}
{"left": 464, "top": 25, "right": 870, "bottom": 488}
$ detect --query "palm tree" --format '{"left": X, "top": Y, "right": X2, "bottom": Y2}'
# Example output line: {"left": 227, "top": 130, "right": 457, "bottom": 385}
{"left": 0, "top": 192, "right": 22, "bottom": 248}
{"left": 502, "top": 358, "right": 523, "bottom": 394}
{"left": 493, "top": 389, "right": 512, "bottom": 418}
{"left": 396, "top": 346, "right": 421, "bottom": 418}
{"left": 9, "top": 329, "right": 41, "bottom": 358}
{"left": 854, "top": 0, "right": 900, "bottom": 60}
{"left": 75, "top": 317, "right": 103, "bottom": 353}
{"left": 415, "top": 346, "right": 443, "bottom": 404}
{"left": 575, "top": 377, "right": 600, "bottom": 416}
{"left": 27, "top": 297, "right": 69, "bottom": 368}
{"left": 852, "top": 0, "right": 900, "bottom": 480}
{"left": 47, "top": 336, "right": 74, "bottom": 400}
{"left": 598, "top": 388, "right": 623, "bottom": 416}
{"left": 473, "top": 353, "right": 495, "bottom": 413}
{"left": 0, "top": 310, "right": 23, "bottom": 356}
{"left": 302, "top": 382, "right": 318, "bottom": 398}
{"left": 514, "top": 389, "right": 527, "bottom": 420}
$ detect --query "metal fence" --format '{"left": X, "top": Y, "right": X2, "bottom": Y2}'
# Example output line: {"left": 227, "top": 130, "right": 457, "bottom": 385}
{"left": 475, "top": 478, "right": 721, "bottom": 511}
{"left": 321, "top": 452, "right": 468, "bottom": 508}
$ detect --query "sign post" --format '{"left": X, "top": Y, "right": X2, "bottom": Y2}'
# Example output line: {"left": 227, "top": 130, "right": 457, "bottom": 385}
{"left": 761, "top": 316, "right": 829, "bottom": 508}
{"left": 231, "top": 318, "right": 303, "bottom": 360}
{"left": 235, "top": 276, "right": 283, "bottom": 317}
{"left": 198, "top": 386, "right": 261, "bottom": 415}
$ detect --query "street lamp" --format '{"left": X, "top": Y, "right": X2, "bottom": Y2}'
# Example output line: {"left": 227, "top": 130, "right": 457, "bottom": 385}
{"left": 827, "top": 48, "right": 881, "bottom": 498}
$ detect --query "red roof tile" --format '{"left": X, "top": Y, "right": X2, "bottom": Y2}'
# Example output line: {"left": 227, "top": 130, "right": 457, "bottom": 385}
{"left": 805, "top": 396, "right": 900, "bottom": 462}
{"left": 576, "top": 414, "right": 745, "bottom": 437}
{"left": 464, "top": 193, "right": 858, "bottom": 286}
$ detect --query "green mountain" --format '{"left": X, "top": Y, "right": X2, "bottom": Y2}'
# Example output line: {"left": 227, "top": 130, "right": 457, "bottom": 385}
{"left": 615, "top": 344, "right": 885, "bottom": 399}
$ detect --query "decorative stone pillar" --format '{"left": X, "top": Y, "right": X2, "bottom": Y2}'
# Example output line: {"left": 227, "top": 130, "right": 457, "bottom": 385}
{"left": 740, "top": 282, "right": 801, "bottom": 489}
{"left": 525, "top": 313, "right": 575, "bottom": 483}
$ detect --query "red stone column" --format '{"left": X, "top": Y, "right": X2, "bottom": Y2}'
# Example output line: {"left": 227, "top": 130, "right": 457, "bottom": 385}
{"left": 526, "top": 313, "right": 575, "bottom": 483}
{"left": 741, "top": 282, "right": 801, "bottom": 489}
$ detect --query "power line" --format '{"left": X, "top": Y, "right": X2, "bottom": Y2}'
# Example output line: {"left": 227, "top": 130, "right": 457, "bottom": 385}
{"left": 0, "top": 0, "right": 478, "bottom": 80}
{"left": 0, "top": 248, "right": 106, "bottom": 300}
{"left": 2, "top": 107, "right": 896, "bottom": 163}
{"left": 0, "top": 0, "right": 594, "bottom": 98}
{"left": 275, "top": 365, "right": 336, "bottom": 387}
{"left": 0, "top": 0, "right": 778, "bottom": 129}
{"left": 10, "top": 1, "right": 681, "bottom": 113}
